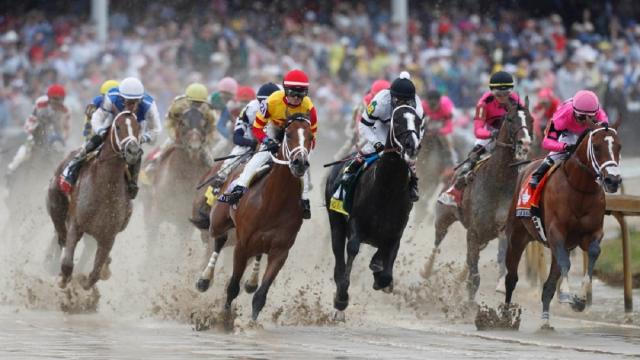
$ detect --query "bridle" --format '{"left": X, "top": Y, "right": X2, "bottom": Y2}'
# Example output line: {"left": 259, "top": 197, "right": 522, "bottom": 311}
{"left": 270, "top": 115, "right": 311, "bottom": 166}
{"left": 389, "top": 104, "right": 421, "bottom": 156}
{"left": 496, "top": 109, "right": 531, "bottom": 150}
{"left": 569, "top": 127, "right": 619, "bottom": 181}
{"left": 110, "top": 111, "right": 140, "bottom": 157}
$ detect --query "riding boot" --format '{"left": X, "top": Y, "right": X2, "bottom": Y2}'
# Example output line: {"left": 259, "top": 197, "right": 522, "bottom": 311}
{"left": 222, "top": 185, "right": 247, "bottom": 204}
{"left": 59, "top": 133, "right": 105, "bottom": 194}
{"left": 302, "top": 199, "right": 311, "bottom": 219}
{"left": 409, "top": 173, "right": 419, "bottom": 202}
{"left": 529, "top": 158, "right": 554, "bottom": 189}
{"left": 341, "top": 157, "right": 364, "bottom": 184}
{"left": 127, "top": 158, "right": 141, "bottom": 199}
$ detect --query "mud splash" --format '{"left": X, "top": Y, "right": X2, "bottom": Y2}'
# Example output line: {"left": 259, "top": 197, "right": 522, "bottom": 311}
{"left": 475, "top": 303, "right": 522, "bottom": 331}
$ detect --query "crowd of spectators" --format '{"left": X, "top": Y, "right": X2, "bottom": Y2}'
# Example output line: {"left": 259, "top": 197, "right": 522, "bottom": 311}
{"left": 2, "top": 1, "right": 640, "bottom": 148}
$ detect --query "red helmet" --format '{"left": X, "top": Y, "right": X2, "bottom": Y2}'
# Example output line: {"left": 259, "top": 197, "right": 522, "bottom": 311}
{"left": 283, "top": 69, "right": 309, "bottom": 88}
{"left": 47, "top": 84, "right": 66, "bottom": 98}
{"left": 537, "top": 87, "right": 554, "bottom": 101}
{"left": 370, "top": 79, "right": 390, "bottom": 97}
{"left": 236, "top": 86, "right": 256, "bottom": 102}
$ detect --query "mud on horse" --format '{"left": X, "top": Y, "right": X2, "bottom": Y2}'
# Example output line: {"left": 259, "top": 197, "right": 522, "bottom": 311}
{"left": 430, "top": 98, "right": 533, "bottom": 301}
{"left": 196, "top": 112, "right": 313, "bottom": 321}
{"left": 47, "top": 111, "right": 142, "bottom": 290}
{"left": 325, "top": 105, "right": 422, "bottom": 320}
{"left": 504, "top": 124, "right": 621, "bottom": 329}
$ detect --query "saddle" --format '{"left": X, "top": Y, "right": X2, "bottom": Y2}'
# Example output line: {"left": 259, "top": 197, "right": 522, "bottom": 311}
{"left": 213, "top": 162, "right": 273, "bottom": 205}
{"left": 515, "top": 163, "right": 560, "bottom": 244}
{"left": 329, "top": 154, "right": 379, "bottom": 216}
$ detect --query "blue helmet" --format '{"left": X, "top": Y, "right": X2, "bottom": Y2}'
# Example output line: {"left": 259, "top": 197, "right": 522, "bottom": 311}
{"left": 257, "top": 82, "right": 280, "bottom": 100}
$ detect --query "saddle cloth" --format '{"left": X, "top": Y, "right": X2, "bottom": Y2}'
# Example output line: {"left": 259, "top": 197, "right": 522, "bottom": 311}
{"left": 515, "top": 163, "right": 559, "bottom": 218}
{"left": 329, "top": 154, "right": 379, "bottom": 216}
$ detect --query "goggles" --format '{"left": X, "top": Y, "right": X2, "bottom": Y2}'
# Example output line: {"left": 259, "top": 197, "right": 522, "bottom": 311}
{"left": 573, "top": 110, "right": 596, "bottom": 122}
{"left": 285, "top": 87, "right": 308, "bottom": 98}
{"left": 491, "top": 87, "right": 513, "bottom": 97}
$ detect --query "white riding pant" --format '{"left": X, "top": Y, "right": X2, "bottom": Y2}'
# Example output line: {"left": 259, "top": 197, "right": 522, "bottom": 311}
{"left": 473, "top": 137, "right": 495, "bottom": 152}
{"left": 548, "top": 133, "right": 578, "bottom": 162}
{"left": 8, "top": 136, "right": 33, "bottom": 172}
{"left": 219, "top": 145, "right": 252, "bottom": 178}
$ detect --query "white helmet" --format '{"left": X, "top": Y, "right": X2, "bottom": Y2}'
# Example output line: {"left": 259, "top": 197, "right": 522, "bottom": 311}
{"left": 119, "top": 77, "right": 144, "bottom": 99}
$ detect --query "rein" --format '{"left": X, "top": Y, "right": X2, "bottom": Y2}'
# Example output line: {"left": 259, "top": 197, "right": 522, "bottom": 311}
{"left": 389, "top": 105, "right": 420, "bottom": 157}
{"left": 270, "top": 116, "right": 311, "bottom": 166}
{"left": 100, "top": 111, "right": 139, "bottom": 162}
{"left": 562, "top": 127, "right": 619, "bottom": 192}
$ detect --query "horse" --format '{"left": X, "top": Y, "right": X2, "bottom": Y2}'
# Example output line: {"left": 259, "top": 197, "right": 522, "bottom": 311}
{"left": 413, "top": 129, "right": 455, "bottom": 223}
{"left": 47, "top": 110, "right": 142, "bottom": 290}
{"left": 195, "top": 112, "right": 313, "bottom": 321}
{"left": 504, "top": 123, "right": 621, "bottom": 329}
{"left": 5, "top": 119, "right": 65, "bottom": 231}
{"left": 143, "top": 106, "right": 211, "bottom": 251}
{"left": 325, "top": 105, "right": 422, "bottom": 320}
{"left": 429, "top": 98, "right": 533, "bottom": 301}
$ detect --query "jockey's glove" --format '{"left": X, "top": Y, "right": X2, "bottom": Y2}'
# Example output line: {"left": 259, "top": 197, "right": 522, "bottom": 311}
{"left": 564, "top": 143, "right": 576, "bottom": 153}
{"left": 263, "top": 138, "right": 279, "bottom": 151}
{"left": 490, "top": 129, "right": 500, "bottom": 139}
{"left": 141, "top": 133, "right": 152, "bottom": 144}
{"left": 374, "top": 142, "right": 384, "bottom": 153}
{"left": 97, "top": 127, "right": 108, "bottom": 137}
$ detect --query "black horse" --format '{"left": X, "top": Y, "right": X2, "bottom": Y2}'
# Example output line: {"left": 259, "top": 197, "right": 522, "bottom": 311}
{"left": 325, "top": 105, "right": 422, "bottom": 320}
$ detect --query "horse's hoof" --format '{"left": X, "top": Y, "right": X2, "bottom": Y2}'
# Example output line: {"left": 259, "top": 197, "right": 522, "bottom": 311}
{"left": 570, "top": 296, "right": 587, "bottom": 312}
{"left": 57, "top": 275, "right": 69, "bottom": 289}
{"left": 195, "top": 278, "right": 210, "bottom": 292}
{"left": 539, "top": 323, "right": 555, "bottom": 331}
{"left": 495, "top": 276, "right": 506, "bottom": 294}
{"left": 382, "top": 281, "right": 394, "bottom": 294}
{"left": 333, "top": 310, "right": 345, "bottom": 322}
{"left": 558, "top": 292, "right": 572, "bottom": 304}
{"left": 244, "top": 281, "right": 258, "bottom": 294}
{"left": 333, "top": 293, "right": 349, "bottom": 311}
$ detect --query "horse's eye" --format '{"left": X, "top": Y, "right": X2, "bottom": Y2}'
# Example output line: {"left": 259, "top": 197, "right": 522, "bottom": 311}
{"left": 116, "top": 125, "right": 120, "bottom": 130}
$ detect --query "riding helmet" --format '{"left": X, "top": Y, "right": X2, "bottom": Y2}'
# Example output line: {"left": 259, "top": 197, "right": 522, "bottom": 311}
{"left": 489, "top": 71, "right": 514, "bottom": 90}
{"left": 257, "top": 82, "right": 280, "bottom": 100}
{"left": 390, "top": 71, "right": 415, "bottom": 99}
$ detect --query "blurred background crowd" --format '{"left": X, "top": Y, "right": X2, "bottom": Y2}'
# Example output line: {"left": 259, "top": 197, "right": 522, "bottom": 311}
{"left": 2, "top": 0, "right": 640, "bottom": 151}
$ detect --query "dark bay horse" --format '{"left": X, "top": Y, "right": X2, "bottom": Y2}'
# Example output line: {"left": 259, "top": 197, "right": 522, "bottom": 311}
{"left": 143, "top": 107, "right": 211, "bottom": 244}
{"left": 47, "top": 111, "right": 142, "bottom": 290}
{"left": 196, "top": 113, "right": 313, "bottom": 321}
{"left": 325, "top": 105, "right": 422, "bottom": 320}
{"left": 431, "top": 99, "right": 533, "bottom": 301}
{"left": 504, "top": 124, "right": 621, "bottom": 329}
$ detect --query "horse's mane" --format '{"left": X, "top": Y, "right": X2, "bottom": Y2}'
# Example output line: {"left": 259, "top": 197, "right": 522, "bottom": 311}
{"left": 575, "top": 122, "right": 612, "bottom": 150}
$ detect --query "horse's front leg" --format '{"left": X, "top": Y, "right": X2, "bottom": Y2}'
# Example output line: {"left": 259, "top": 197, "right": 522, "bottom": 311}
{"left": 373, "top": 238, "right": 400, "bottom": 293}
{"left": 82, "top": 235, "right": 115, "bottom": 290}
{"left": 465, "top": 230, "right": 482, "bottom": 301}
{"left": 196, "top": 233, "right": 228, "bottom": 292}
{"left": 251, "top": 248, "right": 289, "bottom": 321}
{"left": 244, "top": 255, "right": 262, "bottom": 294}
{"left": 575, "top": 232, "right": 603, "bottom": 312}
{"left": 329, "top": 213, "right": 349, "bottom": 319}
{"left": 58, "top": 223, "right": 83, "bottom": 289}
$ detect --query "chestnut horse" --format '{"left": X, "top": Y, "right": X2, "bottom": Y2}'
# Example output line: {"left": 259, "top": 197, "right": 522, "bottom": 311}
{"left": 47, "top": 111, "right": 142, "bottom": 290}
{"left": 196, "top": 113, "right": 312, "bottom": 321}
{"left": 143, "top": 106, "right": 210, "bottom": 245}
{"left": 430, "top": 99, "right": 533, "bottom": 301}
{"left": 504, "top": 124, "right": 621, "bottom": 329}
{"left": 325, "top": 105, "right": 423, "bottom": 320}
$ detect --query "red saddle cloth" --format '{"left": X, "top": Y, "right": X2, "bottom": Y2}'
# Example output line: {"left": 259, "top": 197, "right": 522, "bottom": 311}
{"left": 515, "top": 166, "right": 556, "bottom": 218}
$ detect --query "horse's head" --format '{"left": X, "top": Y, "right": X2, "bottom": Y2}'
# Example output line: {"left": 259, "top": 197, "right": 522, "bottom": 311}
{"left": 389, "top": 105, "right": 422, "bottom": 161}
{"left": 499, "top": 97, "right": 533, "bottom": 161}
{"left": 280, "top": 112, "right": 313, "bottom": 178}
{"left": 576, "top": 124, "right": 622, "bottom": 193}
{"left": 181, "top": 105, "right": 207, "bottom": 154}
{"left": 109, "top": 111, "right": 142, "bottom": 165}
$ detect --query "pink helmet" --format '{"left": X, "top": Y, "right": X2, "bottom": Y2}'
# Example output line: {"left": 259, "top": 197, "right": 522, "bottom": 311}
{"left": 537, "top": 87, "right": 554, "bottom": 100}
{"left": 217, "top": 77, "right": 238, "bottom": 94}
{"left": 572, "top": 90, "right": 599, "bottom": 115}
{"left": 370, "top": 79, "right": 390, "bottom": 97}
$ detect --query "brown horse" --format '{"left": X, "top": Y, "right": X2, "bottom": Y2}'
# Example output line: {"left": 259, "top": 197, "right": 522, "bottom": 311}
{"left": 429, "top": 99, "right": 533, "bottom": 301}
{"left": 196, "top": 113, "right": 313, "bottom": 321}
{"left": 47, "top": 111, "right": 142, "bottom": 290}
{"left": 143, "top": 108, "right": 211, "bottom": 246}
{"left": 504, "top": 124, "right": 621, "bottom": 329}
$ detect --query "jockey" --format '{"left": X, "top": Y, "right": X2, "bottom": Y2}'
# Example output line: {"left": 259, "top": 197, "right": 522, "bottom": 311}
{"left": 83, "top": 79, "right": 119, "bottom": 141}
{"left": 222, "top": 69, "right": 318, "bottom": 219}
{"left": 422, "top": 89, "right": 458, "bottom": 165}
{"left": 440, "top": 70, "right": 524, "bottom": 206}
{"left": 146, "top": 83, "right": 217, "bottom": 169}
{"left": 532, "top": 87, "right": 561, "bottom": 141}
{"left": 343, "top": 71, "right": 424, "bottom": 202}
{"left": 209, "top": 76, "right": 238, "bottom": 141}
{"left": 7, "top": 84, "right": 70, "bottom": 174}
{"left": 529, "top": 90, "right": 609, "bottom": 188}
{"left": 59, "top": 77, "right": 162, "bottom": 199}
{"left": 210, "top": 82, "right": 279, "bottom": 193}
{"left": 230, "top": 85, "right": 256, "bottom": 119}
{"left": 335, "top": 79, "right": 390, "bottom": 159}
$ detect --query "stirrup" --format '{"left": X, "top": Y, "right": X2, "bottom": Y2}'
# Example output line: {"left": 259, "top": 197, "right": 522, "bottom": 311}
{"left": 219, "top": 185, "right": 246, "bottom": 204}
